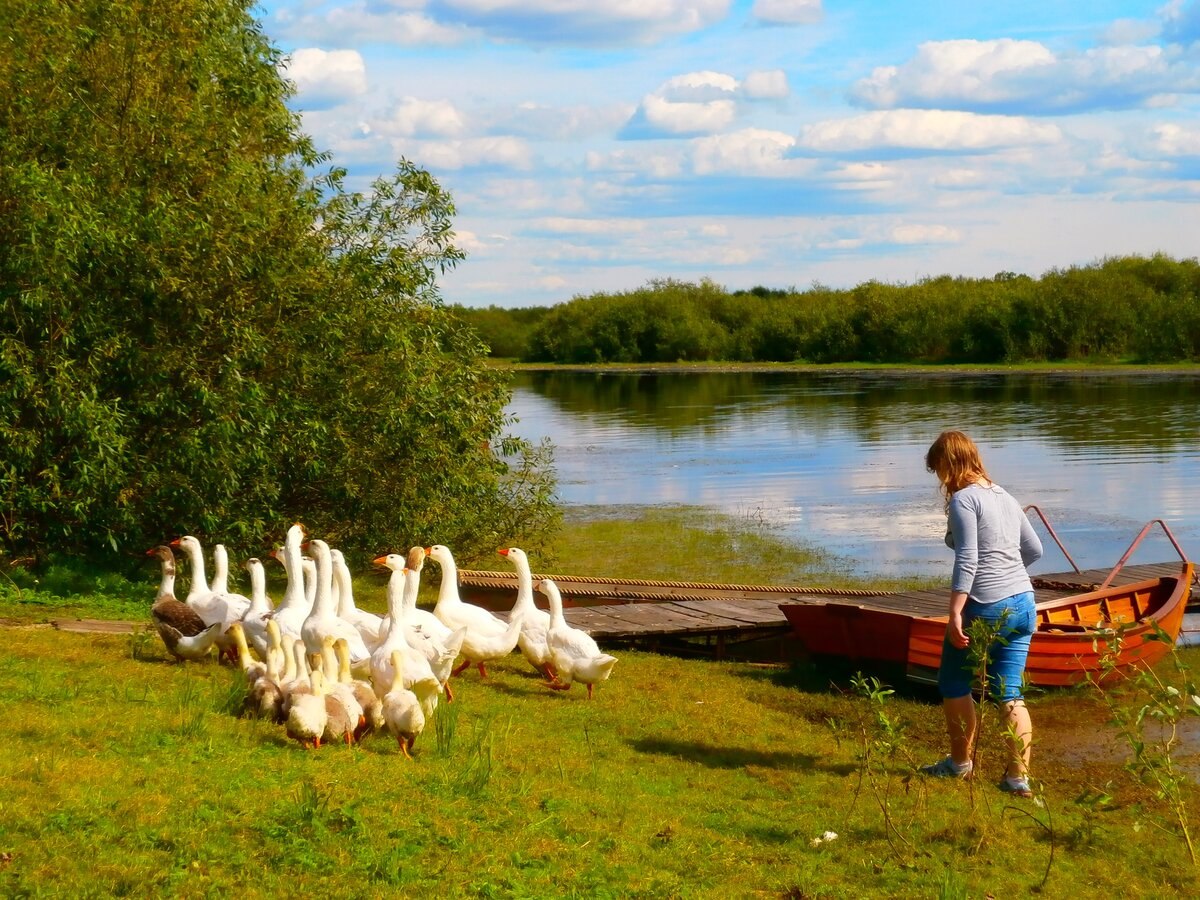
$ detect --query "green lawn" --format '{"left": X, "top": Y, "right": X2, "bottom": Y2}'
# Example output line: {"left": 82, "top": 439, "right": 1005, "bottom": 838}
{"left": 1, "top": 508, "right": 1197, "bottom": 897}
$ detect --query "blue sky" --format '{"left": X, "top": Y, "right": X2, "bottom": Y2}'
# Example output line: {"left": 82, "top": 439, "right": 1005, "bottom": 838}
{"left": 256, "top": 1, "right": 1200, "bottom": 307}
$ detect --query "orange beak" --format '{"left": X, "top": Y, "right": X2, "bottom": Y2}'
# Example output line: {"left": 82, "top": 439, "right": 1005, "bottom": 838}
{"left": 497, "top": 548, "right": 509, "bottom": 556}
{"left": 169, "top": 538, "right": 181, "bottom": 547}
{"left": 372, "top": 556, "right": 388, "bottom": 566}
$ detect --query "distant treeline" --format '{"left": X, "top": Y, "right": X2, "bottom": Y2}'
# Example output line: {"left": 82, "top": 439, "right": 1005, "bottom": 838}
{"left": 449, "top": 254, "right": 1200, "bottom": 364}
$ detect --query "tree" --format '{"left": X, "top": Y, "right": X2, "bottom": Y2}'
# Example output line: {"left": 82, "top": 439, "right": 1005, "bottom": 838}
{"left": 0, "top": 0, "right": 557, "bottom": 567}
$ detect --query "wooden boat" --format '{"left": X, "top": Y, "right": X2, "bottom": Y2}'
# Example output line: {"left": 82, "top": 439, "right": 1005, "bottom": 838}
{"left": 780, "top": 562, "right": 1194, "bottom": 688}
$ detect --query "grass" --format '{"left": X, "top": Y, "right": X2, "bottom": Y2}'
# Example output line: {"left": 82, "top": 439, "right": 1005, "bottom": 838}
{"left": 1, "top": 507, "right": 1198, "bottom": 896}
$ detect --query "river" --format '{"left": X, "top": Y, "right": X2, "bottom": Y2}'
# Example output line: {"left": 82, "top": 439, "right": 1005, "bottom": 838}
{"left": 505, "top": 370, "right": 1200, "bottom": 580}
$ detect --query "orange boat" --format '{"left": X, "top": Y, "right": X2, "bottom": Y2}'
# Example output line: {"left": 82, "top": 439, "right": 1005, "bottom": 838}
{"left": 781, "top": 562, "right": 1194, "bottom": 688}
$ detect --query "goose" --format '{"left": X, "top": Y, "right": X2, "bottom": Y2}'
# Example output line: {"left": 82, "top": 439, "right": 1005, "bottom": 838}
{"left": 156, "top": 621, "right": 223, "bottom": 662}
{"left": 228, "top": 620, "right": 268, "bottom": 684}
{"left": 280, "top": 636, "right": 314, "bottom": 719}
{"left": 170, "top": 535, "right": 251, "bottom": 661}
{"left": 146, "top": 546, "right": 209, "bottom": 644}
{"left": 336, "top": 637, "right": 383, "bottom": 741}
{"left": 268, "top": 524, "right": 312, "bottom": 643}
{"left": 369, "top": 563, "right": 441, "bottom": 717}
{"left": 395, "top": 547, "right": 462, "bottom": 648}
{"left": 300, "top": 539, "right": 372, "bottom": 675}
{"left": 500, "top": 547, "right": 556, "bottom": 682}
{"left": 331, "top": 549, "right": 385, "bottom": 650}
{"left": 245, "top": 619, "right": 286, "bottom": 722}
{"left": 240, "top": 557, "right": 275, "bottom": 661}
{"left": 538, "top": 578, "right": 618, "bottom": 698}
{"left": 210, "top": 544, "right": 231, "bottom": 596}
{"left": 286, "top": 668, "right": 329, "bottom": 750}
{"left": 382, "top": 649, "right": 425, "bottom": 759}
{"left": 373, "top": 554, "right": 466, "bottom": 703}
{"left": 229, "top": 618, "right": 286, "bottom": 721}
{"left": 426, "top": 544, "right": 523, "bottom": 679}
{"left": 316, "top": 635, "right": 364, "bottom": 747}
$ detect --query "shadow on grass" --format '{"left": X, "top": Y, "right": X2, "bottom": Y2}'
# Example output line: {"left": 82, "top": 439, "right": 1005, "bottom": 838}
{"left": 736, "top": 658, "right": 943, "bottom": 703}
{"left": 629, "top": 736, "right": 856, "bottom": 775}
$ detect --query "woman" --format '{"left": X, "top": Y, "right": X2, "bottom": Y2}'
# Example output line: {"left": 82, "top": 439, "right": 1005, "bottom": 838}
{"left": 921, "top": 430, "right": 1043, "bottom": 798}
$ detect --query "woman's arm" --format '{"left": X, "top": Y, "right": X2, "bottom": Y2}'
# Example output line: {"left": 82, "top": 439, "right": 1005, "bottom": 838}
{"left": 947, "top": 494, "right": 978, "bottom": 649}
{"left": 1019, "top": 510, "right": 1043, "bottom": 567}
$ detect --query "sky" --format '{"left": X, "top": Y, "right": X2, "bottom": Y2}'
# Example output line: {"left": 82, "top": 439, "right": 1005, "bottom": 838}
{"left": 255, "top": 0, "right": 1200, "bottom": 308}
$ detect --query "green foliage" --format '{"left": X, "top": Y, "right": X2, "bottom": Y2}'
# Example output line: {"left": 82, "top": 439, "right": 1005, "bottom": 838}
{"left": 0, "top": 0, "right": 557, "bottom": 567}
{"left": 1092, "top": 622, "right": 1199, "bottom": 864}
{"left": 468, "top": 255, "right": 1200, "bottom": 365}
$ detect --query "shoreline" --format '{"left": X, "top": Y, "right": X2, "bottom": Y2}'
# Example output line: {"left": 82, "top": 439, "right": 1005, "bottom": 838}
{"left": 495, "top": 360, "right": 1200, "bottom": 377}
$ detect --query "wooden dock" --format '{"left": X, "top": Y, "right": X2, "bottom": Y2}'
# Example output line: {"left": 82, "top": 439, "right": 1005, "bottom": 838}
{"left": 459, "top": 562, "right": 1196, "bottom": 658}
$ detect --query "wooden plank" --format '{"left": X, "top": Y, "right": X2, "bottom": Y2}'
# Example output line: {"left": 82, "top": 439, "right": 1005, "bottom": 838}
{"left": 595, "top": 604, "right": 721, "bottom": 634}
{"left": 53, "top": 619, "right": 137, "bottom": 634}
{"left": 679, "top": 598, "right": 788, "bottom": 625}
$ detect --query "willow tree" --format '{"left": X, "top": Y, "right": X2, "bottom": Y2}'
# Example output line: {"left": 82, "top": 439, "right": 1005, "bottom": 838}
{"left": 0, "top": 0, "right": 557, "bottom": 566}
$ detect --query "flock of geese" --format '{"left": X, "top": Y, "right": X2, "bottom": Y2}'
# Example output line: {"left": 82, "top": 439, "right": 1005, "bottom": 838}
{"left": 147, "top": 524, "right": 618, "bottom": 756}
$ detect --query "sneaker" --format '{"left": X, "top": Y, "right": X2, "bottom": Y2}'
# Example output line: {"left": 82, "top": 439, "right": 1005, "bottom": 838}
{"left": 919, "top": 756, "right": 973, "bottom": 779}
{"left": 999, "top": 776, "right": 1033, "bottom": 798}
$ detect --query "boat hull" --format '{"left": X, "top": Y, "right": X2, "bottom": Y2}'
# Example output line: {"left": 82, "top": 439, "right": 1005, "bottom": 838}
{"left": 786, "top": 564, "right": 1193, "bottom": 688}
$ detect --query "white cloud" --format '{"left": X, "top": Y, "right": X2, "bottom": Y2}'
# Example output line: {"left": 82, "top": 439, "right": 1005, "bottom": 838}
{"left": 743, "top": 69, "right": 790, "bottom": 99}
{"left": 1161, "top": 0, "right": 1200, "bottom": 45}
{"left": 537, "top": 218, "right": 649, "bottom": 235}
{"left": 691, "top": 128, "right": 801, "bottom": 175}
{"left": 625, "top": 71, "right": 740, "bottom": 137}
{"left": 274, "top": 4, "right": 471, "bottom": 47}
{"left": 1151, "top": 123, "right": 1200, "bottom": 157}
{"left": 374, "top": 97, "right": 466, "bottom": 138}
{"left": 643, "top": 94, "right": 737, "bottom": 134}
{"left": 586, "top": 148, "right": 687, "bottom": 178}
{"left": 931, "top": 168, "right": 989, "bottom": 188}
{"left": 283, "top": 48, "right": 367, "bottom": 109}
{"left": 827, "top": 162, "right": 897, "bottom": 191}
{"left": 751, "top": 0, "right": 822, "bottom": 26}
{"left": 495, "top": 102, "right": 635, "bottom": 140}
{"left": 428, "top": 0, "right": 733, "bottom": 45}
{"left": 389, "top": 136, "right": 534, "bottom": 170}
{"left": 850, "top": 38, "right": 1200, "bottom": 114}
{"left": 890, "top": 223, "right": 961, "bottom": 244}
{"left": 797, "top": 110, "right": 1061, "bottom": 153}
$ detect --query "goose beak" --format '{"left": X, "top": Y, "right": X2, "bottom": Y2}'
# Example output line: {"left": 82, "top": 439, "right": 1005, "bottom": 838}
{"left": 372, "top": 556, "right": 388, "bottom": 566}
{"left": 169, "top": 538, "right": 181, "bottom": 547}
{"left": 497, "top": 548, "right": 509, "bottom": 556}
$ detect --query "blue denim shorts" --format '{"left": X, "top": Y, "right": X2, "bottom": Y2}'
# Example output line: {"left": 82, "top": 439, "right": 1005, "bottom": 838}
{"left": 937, "top": 591, "right": 1036, "bottom": 703}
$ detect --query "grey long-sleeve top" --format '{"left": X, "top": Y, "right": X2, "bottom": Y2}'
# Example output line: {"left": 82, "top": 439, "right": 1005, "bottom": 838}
{"left": 945, "top": 482, "right": 1043, "bottom": 604}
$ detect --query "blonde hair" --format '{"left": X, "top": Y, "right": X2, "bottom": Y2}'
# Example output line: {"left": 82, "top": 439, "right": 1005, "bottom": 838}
{"left": 925, "top": 430, "right": 990, "bottom": 507}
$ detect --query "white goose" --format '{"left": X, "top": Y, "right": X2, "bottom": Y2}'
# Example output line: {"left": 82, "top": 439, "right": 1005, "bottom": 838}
{"left": 170, "top": 535, "right": 251, "bottom": 661}
{"left": 331, "top": 548, "right": 385, "bottom": 650}
{"left": 369, "top": 561, "right": 441, "bottom": 717}
{"left": 210, "top": 544, "right": 231, "bottom": 596}
{"left": 373, "top": 554, "right": 466, "bottom": 703}
{"left": 500, "top": 547, "right": 556, "bottom": 682}
{"left": 286, "top": 668, "right": 328, "bottom": 750}
{"left": 317, "top": 635, "right": 364, "bottom": 747}
{"left": 335, "top": 637, "right": 383, "bottom": 741}
{"left": 427, "top": 544, "right": 523, "bottom": 679}
{"left": 268, "top": 525, "right": 312, "bottom": 644}
{"left": 240, "top": 557, "right": 275, "bottom": 661}
{"left": 300, "top": 539, "right": 371, "bottom": 674}
{"left": 538, "top": 578, "right": 618, "bottom": 699}
{"left": 382, "top": 649, "right": 425, "bottom": 759}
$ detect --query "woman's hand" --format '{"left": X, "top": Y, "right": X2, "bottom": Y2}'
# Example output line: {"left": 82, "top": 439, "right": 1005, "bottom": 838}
{"left": 948, "top": 612, "right": 970, "bottom": 649}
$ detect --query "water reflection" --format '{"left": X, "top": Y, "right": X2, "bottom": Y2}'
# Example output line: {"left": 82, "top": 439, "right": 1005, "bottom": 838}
{"left": 507, "top": 372, "right": 1200, "bottom": 579}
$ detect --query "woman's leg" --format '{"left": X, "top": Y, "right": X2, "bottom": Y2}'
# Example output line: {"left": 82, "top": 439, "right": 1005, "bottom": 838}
{"left": 1002, "top": 699, "right": 1032, "bottom": 779}
{"left": 944, "top": 694, "right": 977, "bottom": 765}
